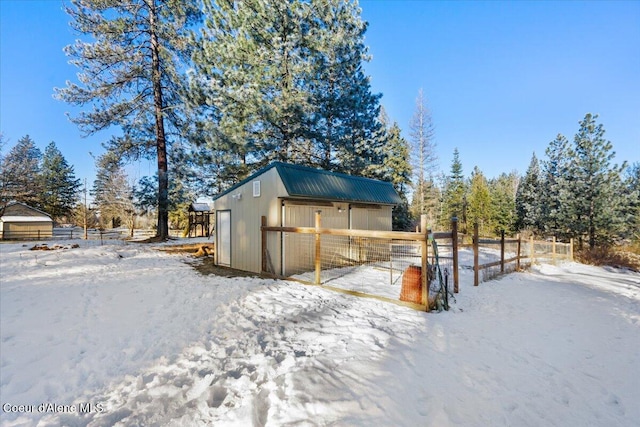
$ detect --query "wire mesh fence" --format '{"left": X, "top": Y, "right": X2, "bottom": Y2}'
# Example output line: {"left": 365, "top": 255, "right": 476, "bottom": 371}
{"left": 262, "top": 215, "right": 459, "bottom": 311}
{"left": 1, "top": 228, "right": 183, "bottom": 242}
{"left": 470, "top": 225, "right": 574, "bottom": 285}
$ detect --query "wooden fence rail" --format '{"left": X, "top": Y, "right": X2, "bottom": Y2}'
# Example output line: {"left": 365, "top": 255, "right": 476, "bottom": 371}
{"left": 472, "top": 223, "right": 574, "bottom": 286}
{"left": 261, "top": 213, "right": 459, "bottom": 312}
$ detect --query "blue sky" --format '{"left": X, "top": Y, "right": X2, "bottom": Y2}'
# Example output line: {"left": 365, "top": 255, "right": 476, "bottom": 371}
{"left": 1, "top": 0, "right": 639, "bottom": 189}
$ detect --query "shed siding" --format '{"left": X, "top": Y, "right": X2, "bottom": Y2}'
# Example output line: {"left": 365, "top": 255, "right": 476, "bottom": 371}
{"left": 214, "top": 168, "right": 287, "bottom": 274}
{"left": 282, "top": 202, "right": 349, "bottom": 276}
{"left": 2, "top": 221, "right": 53, "bottom": 239}
{"left": 350, "top": 206, "right": 392, "bottom": 231}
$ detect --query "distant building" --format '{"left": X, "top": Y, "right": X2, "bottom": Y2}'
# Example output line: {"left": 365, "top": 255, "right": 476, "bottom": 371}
{"left": 0, "top": 201, "right": 53, "bottom": 240}
{"left": 212, "top": 162, "right": 401, "bottom": 275}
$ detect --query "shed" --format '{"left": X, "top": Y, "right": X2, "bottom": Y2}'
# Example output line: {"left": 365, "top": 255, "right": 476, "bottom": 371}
{"left": 212, "top": 162, "right": 401, "bottom": 275}
{"left": 188, "top": 202, "right": 213, "bottom": 237}
{"left": 0, "top": 201, "right": 53, "bottom": 240}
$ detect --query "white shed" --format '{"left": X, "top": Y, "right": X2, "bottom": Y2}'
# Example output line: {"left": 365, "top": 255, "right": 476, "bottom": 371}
{"left": 212, "top": 162, "right": 401, "bottom": 275}
{"left": 0, "top": 201, "right": 53, "bottom": 240}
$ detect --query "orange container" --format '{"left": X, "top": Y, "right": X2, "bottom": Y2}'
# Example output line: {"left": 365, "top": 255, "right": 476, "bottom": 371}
{"left": 400, "top": 265, "right": 422, "bottom": 304}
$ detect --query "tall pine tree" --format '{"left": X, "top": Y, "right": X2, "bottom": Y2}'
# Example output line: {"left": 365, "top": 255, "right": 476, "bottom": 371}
{"left": 566, "top": 113, "right": 626, "bottom": 248}
{"left": 515, "top": 153, "right": 543, "bottom": 234}
{"left": 490, "top": 172, "right": 518, "bottom": 235}
{"left": 192, "top": 0, "right": 382, "bottom": 182}
{"left": 40, "top": 142, "right": 82, "bottom": 222}
{"left": 467, "top": 166, "right": 491, "bottom": 235}
{"left": 56, "top": 0, "right": 202, "bottom": 239}
{"left": 441, "top": 148, "right": 467, "bottom": 231}
{"left": 541, "top": 134, "right": 571, "bottom": 239}
{"left": 0, "top": 135, "right": 43, "bottom": 208}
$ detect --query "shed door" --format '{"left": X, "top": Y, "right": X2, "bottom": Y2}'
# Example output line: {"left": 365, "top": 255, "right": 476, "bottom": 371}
{"left": 217, "top": 210, "right": 231, "bottom": 267}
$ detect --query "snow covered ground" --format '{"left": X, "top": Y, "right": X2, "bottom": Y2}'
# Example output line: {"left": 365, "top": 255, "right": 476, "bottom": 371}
{"left": 0, "top": 239, "right": 638, "bottom": 426}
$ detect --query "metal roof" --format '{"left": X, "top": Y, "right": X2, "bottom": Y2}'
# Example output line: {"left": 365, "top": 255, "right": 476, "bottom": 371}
{"left": 189, "top": 203, "right": 211, "bottom": 212}
{"left": 213, "top": 162, "right": 401, "bottom": 205}
{"left": 1, "top": 201, "right": 52, "bottom": 219}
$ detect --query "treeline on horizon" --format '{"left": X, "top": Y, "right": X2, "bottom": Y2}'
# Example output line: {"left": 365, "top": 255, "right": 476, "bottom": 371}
{"left": 0, "top": 0, "right": 638, "bottom": 249}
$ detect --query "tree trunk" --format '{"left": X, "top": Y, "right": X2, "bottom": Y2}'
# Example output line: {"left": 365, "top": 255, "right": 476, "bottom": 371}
{"left": 148, "top": 0, "right": 169, "bottom": 240}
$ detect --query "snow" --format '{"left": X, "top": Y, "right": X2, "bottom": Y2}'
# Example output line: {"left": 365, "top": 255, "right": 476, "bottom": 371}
{"left": 1, "top": 240, "right": 638, "bottom": 426}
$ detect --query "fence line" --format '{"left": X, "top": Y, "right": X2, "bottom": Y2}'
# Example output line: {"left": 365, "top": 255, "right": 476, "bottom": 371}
{"left": 261, "top": 212, "right": 459, "bottom": 312}
{"left": 470, "top": 223, "right": 574, "bottom": 286}
{"left": 1, "top": 228, "right": 183, "bottom": 242}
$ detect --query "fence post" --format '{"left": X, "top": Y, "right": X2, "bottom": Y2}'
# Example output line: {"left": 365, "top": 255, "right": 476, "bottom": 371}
{"left": 314, "top": 211, "right": 322, "bottom": 285}
{"left": 451, "top": 217, "right": 459, "bottom": 294}
{"left": 421, "top": 215, "right": 429, "bottom": 311}
{"left": 552, "top": 236, "right": 557, "bottom": 265}
{"left": 530, "top": 236, "right": 534, "bottom": 265}
{"left": 569, "top": 238, "right": 574, "bottom": 261}
{"left": 261, "top": 216, "right": 267, "bottom": 274}
{"left": 500, "top": 230, "right": 505, "bottom": 273}
{"left": 516, "top": 234, "right": 521, "bottom": 271}
{"left": 473, "top": 223, "right": 479, "bottom": 286}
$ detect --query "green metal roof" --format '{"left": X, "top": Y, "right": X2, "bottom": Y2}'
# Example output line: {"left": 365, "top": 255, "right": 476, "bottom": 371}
{"left": 213, "top": 162, "right": 401, "bottom": 205}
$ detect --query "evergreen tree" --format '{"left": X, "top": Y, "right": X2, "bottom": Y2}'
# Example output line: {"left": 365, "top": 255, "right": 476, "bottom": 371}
{"left": 0, "top": 135, "right": 43, "bottom": 208}
{"left": 541, "top": 134, "right": 571, "bottom": 239}
{"left": 195, "top": 0, "right": 314, "bottom": 169}
{"left": 623, "top": 163, "right": 640, "bottom": 243}
{"left": 372, "top": 109, "right": 413, "bottom": 230}
{"left": 515, "top": 153, "right": 543, "bottom": 233}
{"left": 489, "top": 172, "right": 518, "bottom": 235}
{"left": 566, "top": 113, "right": 626, "bottom": 248}
{"left": 56, "top": 0, "right": 202, "bottom": 240}
{"left": 467, "top": 166, "right": 491, "bottom": 235}
{"left": 92, "top": 152, "right": 135, "bottom": 232}
{"left": 192, "top": 0, "right": 382, "bottom": 181}
{"left": 310, "top": 0, "right": 381, "bottom": 174}
{"left": 40, "top": 142, "right": 82, "bottom": 222}
{"left": 441, "top": 148, "right": 467, "bottom": 231}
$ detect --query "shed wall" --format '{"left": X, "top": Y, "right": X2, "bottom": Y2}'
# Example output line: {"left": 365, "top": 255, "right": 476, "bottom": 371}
{"left": 214, "top": 167, "right": 287, "bottom": 273}
{"left": 1, "top": 221, "right": 53, "bottom": 239}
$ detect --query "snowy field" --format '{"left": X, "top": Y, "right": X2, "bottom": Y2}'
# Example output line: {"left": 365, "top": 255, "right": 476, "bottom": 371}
{"left": 0, "top": 239, "right": 639, "bottom": 426}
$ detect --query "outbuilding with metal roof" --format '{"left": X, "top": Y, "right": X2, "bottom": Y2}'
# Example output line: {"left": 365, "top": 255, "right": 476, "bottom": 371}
{"left": 0, "top": 201, "right": 53, "bottom": 240}
{"left": 211, "top": 162, "right": 401, "bottom": 274}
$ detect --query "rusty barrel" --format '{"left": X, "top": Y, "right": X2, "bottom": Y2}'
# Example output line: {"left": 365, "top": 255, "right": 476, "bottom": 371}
{"left": 400, "top": 265, "right": 422, "bottom": 304}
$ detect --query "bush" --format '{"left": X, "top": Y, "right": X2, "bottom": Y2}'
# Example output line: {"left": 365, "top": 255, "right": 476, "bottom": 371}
{"left": 576, "top": 246, "right": 640, "bottom": 272}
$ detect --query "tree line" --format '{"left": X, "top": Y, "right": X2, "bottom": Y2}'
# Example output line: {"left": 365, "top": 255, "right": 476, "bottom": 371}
{"left": 423, "top": 114, "right": 638, "bottom": 250}
{"left": 0, "top": 135, "right": 81, "bottom": 221}
{"left": 1, "top": 0, "right": 637, "bottom": 248}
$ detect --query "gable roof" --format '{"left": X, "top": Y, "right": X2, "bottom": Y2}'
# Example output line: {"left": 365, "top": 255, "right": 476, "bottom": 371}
{"left": 213, "top": 162, "right": 401, "bottom": 205}
{"left": 1, "top": 201, "right": 52, "bottom": 221}
{"left": 189, "top": 203, "right": 211, "bottom": 212}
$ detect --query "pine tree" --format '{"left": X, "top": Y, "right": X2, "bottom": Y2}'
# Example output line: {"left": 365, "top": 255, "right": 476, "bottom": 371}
{"left": 92, "top": 152, "right": 135, "bottom": 232}
{"left": 541, "top": 134, "right": 571, "bottom": 239}
{"left": 372, "top": 110, "right": 413, "bottom": 230}
{"left": 490, "top": 172, "right": 518, "bottom": 235}
{"left": 467, "top": 166, "right": 492, "bottom": 235}
{"left": 40, "top": 142, "right": 82, "bottom": 222}
{"left": 566, "top": 113, "right": 626, "bottom": 248}
{"left": 310, "top": 0, "right": 380, "bottom": 174}
{"left": 56, "top": 0, "right": 202, "bottom": 240}
{"left": 515, "top": 153, "right": 543, "bottom": 233}
{"left": 192, "top": 0, "right": 382, "bottom": 181}
{"left": 195, "top": 0, "right": 314, "bottom": 169}
{"left": 0, "top": 135, "right": 43, "bottom": 208}
{"left": 441, "top": 148, "right": 467, "bottom": 231}
{"left": 623, "top": 163, "right": 640, "bottom": 243}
